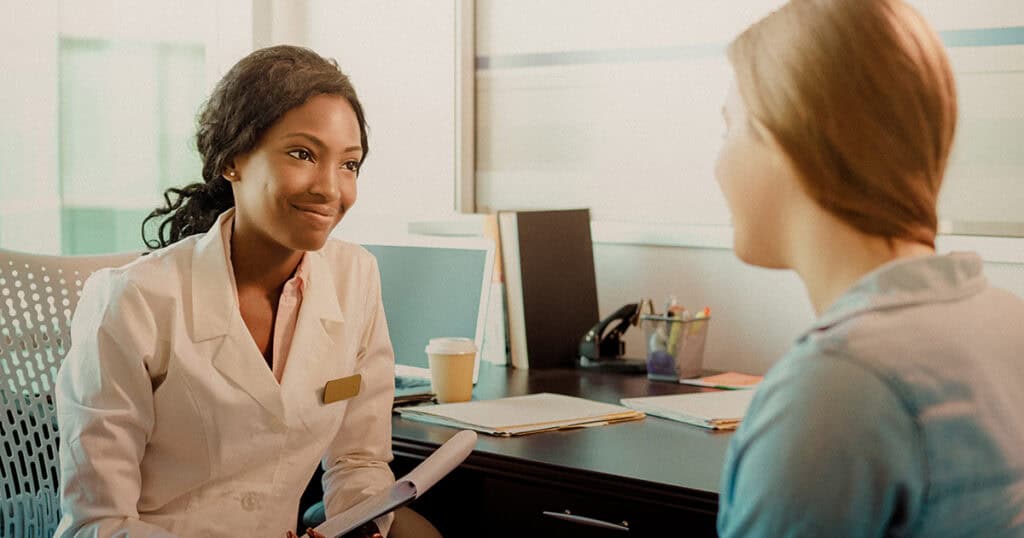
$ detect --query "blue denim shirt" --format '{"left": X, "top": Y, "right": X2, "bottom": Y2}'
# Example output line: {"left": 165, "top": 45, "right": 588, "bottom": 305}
{"left": 718, "top": 253, "right": 1024, "bottom": 537}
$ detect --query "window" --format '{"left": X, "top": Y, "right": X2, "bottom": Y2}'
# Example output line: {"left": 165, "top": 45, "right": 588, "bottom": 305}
{"left": 59, "top": 39, "right": 205, "bottom": 254}
{"left": 474, "top": 1, "right": 1024, "bottom": 238}
{"left": 0, "top": 0, "right": 251, "bottom": 255}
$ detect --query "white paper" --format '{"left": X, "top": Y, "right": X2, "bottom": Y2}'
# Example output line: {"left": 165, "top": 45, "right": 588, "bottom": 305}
{"left": 315, "top": 481, "right": 416, "bottom": 538}
{"left": 314, "top": 430, "right": 478, "bottom": 538}
{"left": 621, "top": 390, "right": 755, "bottom": 429}
{"left": 398, "top": 393, "right": 641, "bottom": 435}
{"left": 403, "top": 429, "right": 477, "bottom": 493}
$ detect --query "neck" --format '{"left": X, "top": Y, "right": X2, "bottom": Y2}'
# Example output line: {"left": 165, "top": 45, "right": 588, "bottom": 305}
{"left": 789, "top": 209, "right": 935, "bottom": 315}
{"left": 229, "top": 220, "right": 303, "bottom": 296}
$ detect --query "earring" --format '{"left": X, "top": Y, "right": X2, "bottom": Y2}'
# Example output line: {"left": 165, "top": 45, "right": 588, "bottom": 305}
{"left": 227, "top": 171, "right": 236, "bottom": 178}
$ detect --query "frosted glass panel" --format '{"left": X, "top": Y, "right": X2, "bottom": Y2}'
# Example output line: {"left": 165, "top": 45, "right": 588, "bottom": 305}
{"left": 0, "top": 0, "right": 247, "bottom": 255}
{"left": 60, "top": 40, "right": 163, "bottom": 207}
{"left": 161, "top": 46, "right": 207, "bottom": 191}
{"left": 476, "top": 1, "right": 1024, "bottom": 236}
{"left": 939, "top": 43, "right": 1024, "bottom": 235}
{"left": 477, "top": 59, "right": 733, "bottom": 225}
{"left": 59, "top": 39, "right": 204, "bottom": 254}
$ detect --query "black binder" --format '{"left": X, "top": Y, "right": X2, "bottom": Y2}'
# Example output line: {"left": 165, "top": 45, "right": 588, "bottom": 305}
{"left": 498, "top": 209, "right": 600, "bottom": 369}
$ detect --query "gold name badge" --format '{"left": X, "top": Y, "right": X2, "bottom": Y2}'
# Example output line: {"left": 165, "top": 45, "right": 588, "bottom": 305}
{"left": 323, "top": 374, "right": 362, "bottom": 404}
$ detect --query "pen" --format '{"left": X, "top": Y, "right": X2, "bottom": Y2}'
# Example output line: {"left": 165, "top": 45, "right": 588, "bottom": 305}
{"left": 664, "top": 295, "right": 679, "bottom": 315}
{"left": 666, "top": 304, "right": 686, "bottom": 352}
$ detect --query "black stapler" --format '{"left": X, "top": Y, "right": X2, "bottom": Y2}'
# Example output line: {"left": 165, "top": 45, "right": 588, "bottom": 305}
{"left": 578, "top": 301, "right": 649, "bottom": 374}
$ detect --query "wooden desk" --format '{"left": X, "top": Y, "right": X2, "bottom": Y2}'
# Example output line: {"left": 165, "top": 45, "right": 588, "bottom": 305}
{"left": 392, "top": 363, "right": 732, "bottom": 537}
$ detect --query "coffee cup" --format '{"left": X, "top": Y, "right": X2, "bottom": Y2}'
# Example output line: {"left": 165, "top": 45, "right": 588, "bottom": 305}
{"left": 425, "top": 337, "right": 477, "bottom": 403}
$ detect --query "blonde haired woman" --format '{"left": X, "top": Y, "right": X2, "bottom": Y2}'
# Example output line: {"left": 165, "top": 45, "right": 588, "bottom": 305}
{"left": 715, "top": 0, "right": 1024, "bottom": 535}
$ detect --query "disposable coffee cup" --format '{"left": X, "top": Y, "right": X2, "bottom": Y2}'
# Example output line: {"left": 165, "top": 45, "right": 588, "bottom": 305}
{"left": 425, "top": 337, "right": 477, "bottom": 403}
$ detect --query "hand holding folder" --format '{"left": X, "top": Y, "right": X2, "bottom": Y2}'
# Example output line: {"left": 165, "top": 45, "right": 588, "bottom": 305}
{"left": 313, "top": 430, "right": 478, "bottom": 538}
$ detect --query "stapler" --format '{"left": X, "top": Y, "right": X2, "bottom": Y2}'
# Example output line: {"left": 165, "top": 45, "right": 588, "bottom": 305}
{"left": 577, "top": 301, "right": 650, "bottom": 374}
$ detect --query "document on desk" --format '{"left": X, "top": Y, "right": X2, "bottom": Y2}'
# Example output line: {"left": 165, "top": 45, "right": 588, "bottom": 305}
{"left": 620, "top": 390, "right": 756, "bottom": 430}
{"left": 314, "top": 430, "right": 477, "bottom": 538}
{"left": 397, "top": 393, "right": 645, "bottom": 436}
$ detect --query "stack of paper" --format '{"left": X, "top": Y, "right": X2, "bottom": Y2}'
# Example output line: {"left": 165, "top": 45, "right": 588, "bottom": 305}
{"left": 621, "top": 390, "right": 756, "bottom": 430}
{"left": 398, "top": 393, "right": 644, "bottom": 436}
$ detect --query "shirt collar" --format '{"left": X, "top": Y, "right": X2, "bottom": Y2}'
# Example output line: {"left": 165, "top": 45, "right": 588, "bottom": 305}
{"left": 220, "top": 209, "right": 309, "bottom": 297}
{"left": 801, "top": 252, "right": 987, "bottom": 340}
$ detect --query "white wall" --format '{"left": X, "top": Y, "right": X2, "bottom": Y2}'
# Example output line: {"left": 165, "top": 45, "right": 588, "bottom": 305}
{"left": 0, "top": 2, "right": 61, "bottom": 253}
{"left": 594, "top": 243, "right": 811, "bottom": 375}
{"left": 307, "top": 0, "right": 461, "bottom": 238}
{"left": 595, "top": 243, "right": 1024, "bottom": 375}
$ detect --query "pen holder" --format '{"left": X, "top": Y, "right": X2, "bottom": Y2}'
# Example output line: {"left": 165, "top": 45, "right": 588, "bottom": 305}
{"left": 640, "top": 314, "right": 711, "bottom": 382}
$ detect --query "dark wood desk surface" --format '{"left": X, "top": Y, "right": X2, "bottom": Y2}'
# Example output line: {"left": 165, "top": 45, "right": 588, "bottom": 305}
{"left": 391, "top": 362, "right": 733, "bottom": 536}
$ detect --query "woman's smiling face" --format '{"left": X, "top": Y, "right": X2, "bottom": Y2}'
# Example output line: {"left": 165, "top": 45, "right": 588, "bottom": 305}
{"left": 227, "top": 93, "right": 364, "bottom": 253}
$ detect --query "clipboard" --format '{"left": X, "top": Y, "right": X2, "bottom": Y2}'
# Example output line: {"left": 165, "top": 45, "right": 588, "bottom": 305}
{"left": 314, "top": 430, "right": 477, "bottom": 538}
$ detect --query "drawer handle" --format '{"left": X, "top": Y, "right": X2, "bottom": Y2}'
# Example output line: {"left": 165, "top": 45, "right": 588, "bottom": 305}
{"left": 541, "top": 510, "right": 629, "bottom": 532}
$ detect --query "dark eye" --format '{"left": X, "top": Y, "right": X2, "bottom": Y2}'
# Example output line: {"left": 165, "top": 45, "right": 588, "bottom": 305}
{"left": 288, "top": 149, "right": 314, "bottom": 162}
{"left": 342, "top": 160, "right": 360, "bottom": 173}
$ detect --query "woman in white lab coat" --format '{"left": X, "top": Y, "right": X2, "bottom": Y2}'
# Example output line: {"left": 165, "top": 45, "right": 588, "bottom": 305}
{"left": 56, "top": 45, "right": 393, "bottom": 538}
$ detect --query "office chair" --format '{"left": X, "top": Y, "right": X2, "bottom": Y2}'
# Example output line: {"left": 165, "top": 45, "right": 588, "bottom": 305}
{"left": 0, "top": 248, "right": 138, "bottom": 538}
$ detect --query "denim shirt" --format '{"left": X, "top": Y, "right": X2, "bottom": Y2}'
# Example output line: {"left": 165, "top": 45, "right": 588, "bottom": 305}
{"left": 718, "top": 253, "right": 1024, "bottom": 537}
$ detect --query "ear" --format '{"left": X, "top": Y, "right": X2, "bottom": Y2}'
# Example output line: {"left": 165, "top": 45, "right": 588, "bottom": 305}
{"left": 222, "top": 162, "right": 240, "bottom": 183}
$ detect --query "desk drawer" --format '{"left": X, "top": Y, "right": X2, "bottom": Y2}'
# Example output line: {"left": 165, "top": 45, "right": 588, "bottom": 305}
{"left": 393, "top": 449, "right": 718, "bottom": 537}
{"left": 478, "top": 474, "right": 716, "bottom": 536}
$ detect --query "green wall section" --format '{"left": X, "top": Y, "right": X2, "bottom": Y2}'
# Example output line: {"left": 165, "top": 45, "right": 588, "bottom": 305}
{"left": 61, "top": 207, "right": 150, "bottom": 255}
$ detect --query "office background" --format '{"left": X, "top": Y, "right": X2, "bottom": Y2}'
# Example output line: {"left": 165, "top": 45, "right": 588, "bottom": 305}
{"left": 2, "top": 0, "right": 1022, "bottom": 376}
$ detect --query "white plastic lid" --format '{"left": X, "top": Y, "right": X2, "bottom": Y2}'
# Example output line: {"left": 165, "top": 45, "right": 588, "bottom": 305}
{"left": 425, "top": 337, "right": 477, "bottom": 355}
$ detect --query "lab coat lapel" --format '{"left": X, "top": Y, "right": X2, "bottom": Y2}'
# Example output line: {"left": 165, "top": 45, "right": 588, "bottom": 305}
{"left": 190, "top": 210, "right": 286, "bottom": 423}
{"left": 190, "top": 211, "right": 235, "bottom": 343}
{"left": 282, "top": 251, "right": 346, "bottom": 404}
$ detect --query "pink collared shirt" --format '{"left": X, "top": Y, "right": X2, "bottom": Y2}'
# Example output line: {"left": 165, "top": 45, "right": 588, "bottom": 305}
{"left": 220, "top": 215, "right": 307, "bottom": 383}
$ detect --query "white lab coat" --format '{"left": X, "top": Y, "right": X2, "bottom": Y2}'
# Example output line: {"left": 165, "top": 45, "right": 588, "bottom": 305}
{"left": 55, "top": 211, "right": 396, "bottom": 537}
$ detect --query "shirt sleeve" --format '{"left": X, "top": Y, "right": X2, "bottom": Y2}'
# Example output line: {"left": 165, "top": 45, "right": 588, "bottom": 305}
{"left": 717, "top": 351, "right": 926, "bottom": 538}
{"left": 54, "top": 270, "right": 177, "bottom": 537}
{"left": 321, "top": 256, "right": 396, "bottom": 535}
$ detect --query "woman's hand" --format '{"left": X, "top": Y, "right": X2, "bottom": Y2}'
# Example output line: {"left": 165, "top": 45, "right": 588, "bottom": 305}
{"left": 342, "top": 521, "right": 383, "bottom": 538}
{"left": 286, "top": 521, "right": 382, "bottom": 538}
{"left": 286, "top": 528, "right": 326, "bottom": 538}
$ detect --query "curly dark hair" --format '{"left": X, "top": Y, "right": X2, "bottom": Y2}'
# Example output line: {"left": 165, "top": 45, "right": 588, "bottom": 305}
{"left": 142, "top": 45, "right": 368, "bottom": 249}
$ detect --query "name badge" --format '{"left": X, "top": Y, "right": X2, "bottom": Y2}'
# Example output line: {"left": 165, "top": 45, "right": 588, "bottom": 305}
{"left": 323, "top": 374, "right": 361, "bottom": 404}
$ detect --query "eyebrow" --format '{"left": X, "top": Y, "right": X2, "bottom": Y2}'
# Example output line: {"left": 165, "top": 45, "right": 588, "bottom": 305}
{"left": 281, "top": 132, "right": 362, "bottom": 154}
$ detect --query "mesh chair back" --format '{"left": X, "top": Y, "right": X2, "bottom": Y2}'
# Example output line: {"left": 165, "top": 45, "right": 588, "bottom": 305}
{"left": 0, "top": 249, "right": 138, "bottom": 537}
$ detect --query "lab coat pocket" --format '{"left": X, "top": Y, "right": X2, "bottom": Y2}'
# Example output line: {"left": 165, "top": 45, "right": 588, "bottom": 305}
{"left": 301, "top": 385, "right": 353, "bottom": 434}
{"left": 182, "top": 480, "right": 276, "bottom": 536}
{"left": 298, "top": 357, "right": 357, "bottom": 432}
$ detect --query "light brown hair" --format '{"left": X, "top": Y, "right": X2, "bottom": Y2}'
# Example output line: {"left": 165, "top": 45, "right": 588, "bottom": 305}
{"left": 728, "top": 0, "right": 957, "bottom": 247}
